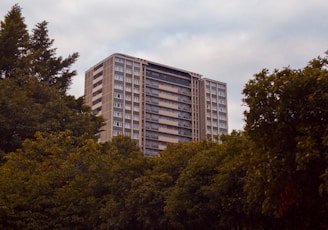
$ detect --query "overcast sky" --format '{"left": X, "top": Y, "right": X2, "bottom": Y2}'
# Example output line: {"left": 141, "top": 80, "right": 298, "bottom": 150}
{"left": 1, "top": 0, "right": 327, "bottom": 131}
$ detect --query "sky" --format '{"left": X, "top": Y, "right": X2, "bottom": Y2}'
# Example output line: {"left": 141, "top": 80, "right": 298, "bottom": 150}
{"left": 1, "top": 0, "right": 327, "bottom": 132}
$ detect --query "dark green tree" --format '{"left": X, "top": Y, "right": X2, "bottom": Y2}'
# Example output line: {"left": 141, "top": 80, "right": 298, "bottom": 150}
{"left": 98, "top": 135, "right": 152, "bottom": 229}
{"left": 165, "top": 132, "right": 253, "bottom": 230}
{"left": 0, "top": 4, "right": 29, "bottom": 78}
{"left": 0, "top": 77, "right": 104, "bottom": 154}
{"left": 243, "top": 56, "right": 328, "bottom": 229}
{"left": 29, "top": 21, "right": 79, "bottom": 92}
{"left": 0, "top": 131, "right": 109, "bottom": 229}
{"left": 0, "top": 5, "right": 104, "bottom": 154}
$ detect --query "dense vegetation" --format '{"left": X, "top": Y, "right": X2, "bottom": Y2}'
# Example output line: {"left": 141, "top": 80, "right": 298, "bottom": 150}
{"left": 1, "top": 4, "right": 328, "bottom": 229}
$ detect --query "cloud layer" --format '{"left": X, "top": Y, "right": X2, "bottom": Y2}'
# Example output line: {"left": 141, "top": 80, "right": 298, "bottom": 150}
{"left": 1, "top": 0, "right": 327, "bottom": 131}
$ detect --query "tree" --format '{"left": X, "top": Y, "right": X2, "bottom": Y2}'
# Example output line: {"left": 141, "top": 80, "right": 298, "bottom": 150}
{"left": 165, "top": 132, "right": 254, "bottom": 230}
{"left": 242, "top": 56, "right": 328, "bottom": 228}
{"left": 0, "top": 4, "right": 29, "bottom": 78}
{"left": 0, "top": 130, "right": 118, "bottom": 229}
{"left": 98, "top": 135, "right": 153, "bottom": 229}
{"left": 29, "top": 21, "right": 79, "bottom": 92}
{"left": 0, "top": 77, "right": 104, "bottom": 154}
{"left": 0, "top": 5, "right": 103, "bottom": 154}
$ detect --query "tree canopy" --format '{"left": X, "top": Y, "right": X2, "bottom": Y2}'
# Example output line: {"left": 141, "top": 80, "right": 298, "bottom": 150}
{"left": 243, "top": 56, "right": 328, "bottom": 228}
{"left": 0, "top": 5, "right": 103, "bottom": 154}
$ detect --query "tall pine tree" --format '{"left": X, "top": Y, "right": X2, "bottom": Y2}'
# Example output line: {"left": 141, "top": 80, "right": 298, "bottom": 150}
{"left": 0, "top": 4, "right": 29, "bottom": 78}
{"left": 0, "top": 5, "right": 104, "bottom": 155}
{"left": 29, "top": 21, "right": 79, "bottom": 92}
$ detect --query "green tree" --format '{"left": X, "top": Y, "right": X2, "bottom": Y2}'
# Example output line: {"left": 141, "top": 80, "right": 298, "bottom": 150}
{"left": 0, "top": 77, "right": 104, "bottom": 154}
{"left": 165, "top": 145, "right": 222, "bottom": 230}
{"left": 99, "top": 135, "right": 152, "bottom": 229}
{"left": 0, "top": 5, "right": 103, "bottom": 154}
{"left": 165, "top": 132, "right": 253, "bottom": 230}
{"left": 242, "top": 56, "right": 328, "bottom": 228}
{"left": 29, "top": 21, "right": 79, "bottom": 92}
{"left": 0, "top": 4, "right": 29, "bottom": 78}
{"left": 0, "top": 130, "right": 114, "bottom": 229}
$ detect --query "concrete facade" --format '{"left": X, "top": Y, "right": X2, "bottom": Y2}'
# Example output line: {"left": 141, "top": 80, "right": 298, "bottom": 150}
{"left": 85, "top": 53, "right": 228, "bottom": 156}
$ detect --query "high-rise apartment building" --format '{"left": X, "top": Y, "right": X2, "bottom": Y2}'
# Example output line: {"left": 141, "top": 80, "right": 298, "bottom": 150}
{"left": 85, "top": 53, "right": 228, "bottom": 156}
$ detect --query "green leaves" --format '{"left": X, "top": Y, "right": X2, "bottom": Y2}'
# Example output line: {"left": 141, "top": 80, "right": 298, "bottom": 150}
{"left": 0, "top": 5, "right": 102, "bottom": 154}
{"left": 243, "top": 56, "right": 328, "bottom": 228}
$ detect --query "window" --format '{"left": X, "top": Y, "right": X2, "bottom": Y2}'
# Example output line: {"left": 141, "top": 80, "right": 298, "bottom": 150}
{"left": 114, "top": 92, "right": 123, "bottom": 99}
{"left": 218, "top": 84, "right": 226, "bottom": 89}
{"left": 125, "top": 95, "right": 131, "bottom": 101}
{"left": 113, "top": 111, "right": 122, "bottom": 118}
{"left": 113, "top": 130, "right": 122, "bottom": 136}
{"left": 113, "top": 121, "right": 122, "bottom": 127}
{"left": 134, "top": 79, "right": 140, "bottom": 85}
{"left": 220, "top": 123, "right": 226, "bottom": 128}
{"left": 93, "top": 80, "right": 102, "bottom": 88}
{"left": 93, "top": 71, "right": 103, "bottom": 80}
{"left": 134, "top": 88, "right": 139, "bottom": 94}
{"left": 115, "top": 57, "right": 124, "bottom": 63}
{"left": 125, "top": 104, "right": 131, "bottom": 110}
{"left": 133, "top": 133, "right": 139, "bottom": 139}
{"left": 134, "top": 70, "right": 140, "bottom": 76}
{"left": 114, "top": 84, "right": 123, "bottom": 90}
{"left": 92, "top": 98, "right": 102, "bottom": 106}
{"left": 114, "top": 65, "right": 123, "bottom": 72}
{"left": 133, "top": 124, "right": 139, "bottom": 130}
{"left": 126, "top": 86, "right": 131, "bottom": 92}
{"left": 126, "top": 60, "right": 132, "bottom": 66}
{"left": 134, "top": 97, "right": 139, "bottom": 103}
{"left": 133, "top": 115, "right": 139, "bottom": 121}
{"left": 113, "top": 102, "right": 122, "bottom": 108}
{"left": 219, "top": 107, "right": 226, "bottom": 112}
{"left": 212, "top": 97, "right": 217, "bottom": 103}
{"left": 151, "top": 114, "right": 159, "bottom": 121}
{"left": 126, "top": 77, "right": 132, "bottom": 83}
{"left": 125, "top": 122, "right": 131, "bottom": 129}
{"left": 94, "top": 63, "right": 103, "bottom": 71}
{"left": 93, "top": 89, "right": 102, "bottom": 97}
{"left": 114, "top": 74, "right": 123, "bottom": 81}
{"left": 133, "top": 106, "right": 139, "bottom": 112}
{"left": 125, "top": 113, "right": 132, "bottom": 119}
{"left": 218, "top": 91, "right": 225, "bottom": 97}
{"left": 126, "top": 68, "right": 132, "bottom": 74}
{"left": 151, "top": 89, "right": 159, "bottom": 95}
{"left": 219, "top": 99, "right": 226, "bottom": 105}
{"left": 211, "top": 88, "right": 217, "bottom": 95}
{"left": 134, "top": 62, "right": 140, "bottom": 67}
{"left": 151, "top": 123, "right": 158, "bottom": 130}
{"left": 219, "top": 114, "right": 226, "bottom": 120}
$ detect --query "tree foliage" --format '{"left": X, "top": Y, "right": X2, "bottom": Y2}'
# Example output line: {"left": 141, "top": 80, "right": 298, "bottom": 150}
{"left": 0, "top": 4, "right": 29, "bottom": 78}
{"left": 243, "top": 56, "right": 328, "bottom": 228}
{"left": 0, "top": 5, "right": 103, "bottom": 154}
